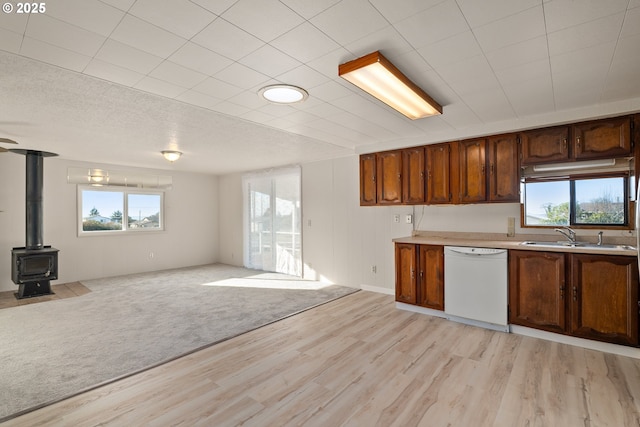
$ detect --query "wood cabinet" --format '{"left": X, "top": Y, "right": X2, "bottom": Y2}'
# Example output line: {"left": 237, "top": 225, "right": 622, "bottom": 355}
{"left": 359, "top": 154, "right": 376, "bottom": 206}
{"left": 509, "top": 250, "right": 639, "bottom": 347}
{"left": 417, "top": 245, "right": 445, "bottom": 310}
{"left": 487, "top": 133, "right": 520, "bottom": 202}
{"left": 395, "top": 243, "right": 417, "bottom": 304}
{"left": 520, "top": 116, "right": 632, "bottom": 165}
{"left": 402, "top": 147, "right": 426, "bottom": 204}
{"left": 572, "top": 117, "right": 632, "bottom": 160}
{"left": 426, "top": 143, "right": 453, "bottom": 204}
{"left": 395, "top": 243, "right": 444, "bottom": 310}
{"left": 570, "top": 254, "right": 638, "bottom": 346}
{"left": 376, "top": 150, "right": 403, "bottom": 205}
{"left": 520, "top": 126, "right": 570, "bottom": 165}
{"left": 458, "top": 139, "right": 486, "bottom": 203}
{"left": 509, "top": 250, "right": 566, "bottom": 334}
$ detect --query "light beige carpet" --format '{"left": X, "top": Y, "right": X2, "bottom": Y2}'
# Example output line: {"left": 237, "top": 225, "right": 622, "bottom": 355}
{"left": 0, "top": 264, "right": 358, "bottom": 421}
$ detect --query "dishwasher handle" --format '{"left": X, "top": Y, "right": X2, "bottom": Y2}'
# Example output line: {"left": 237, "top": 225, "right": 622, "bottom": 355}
{"left": 444, "top": 246, "right": 507, "bottom": 256}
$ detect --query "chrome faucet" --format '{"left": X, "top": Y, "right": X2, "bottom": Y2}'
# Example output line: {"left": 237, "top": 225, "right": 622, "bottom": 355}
{"left": 555, "top": 226, "right": 576, "bottom": 243}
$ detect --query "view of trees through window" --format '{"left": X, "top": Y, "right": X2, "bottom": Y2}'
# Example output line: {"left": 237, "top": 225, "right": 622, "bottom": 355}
{"left": 80, "top": 189, "right": 162, "bottom": 232}
{"left": 524, "top": 177, "right": 626, "bottom": 226}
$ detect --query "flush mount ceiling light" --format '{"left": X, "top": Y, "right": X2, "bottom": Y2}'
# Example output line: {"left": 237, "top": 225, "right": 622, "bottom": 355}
{"left": 339, "top": 51, "right": 443, "bottom": 120}
{"left": 259, "top": 84, "right": 308, "bottom": 104}
{"left": 161, "top": 150, "right": 182, "bottom": 162}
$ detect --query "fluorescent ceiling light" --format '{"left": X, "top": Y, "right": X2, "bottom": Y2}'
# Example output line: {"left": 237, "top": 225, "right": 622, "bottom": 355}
{"left": 532, "top": 158, "right": 616, "bottom": 172}
{"left": 339, "top": 51, "right": 442, "bottom": 120}
{"left": 161, "top": 150, "right": 182, "bottom": 162}
{"left": 259, "top": 85, "right": 308, "bottom": 104}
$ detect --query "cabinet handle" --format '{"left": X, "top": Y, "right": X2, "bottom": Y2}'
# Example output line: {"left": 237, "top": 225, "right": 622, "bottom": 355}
{"left": 420, "top": 171, "right": 425, "bottom": 179}
{"left": 398, "top": 173, "right": 401, "bottom": 181}
{"left": 576, "top": 136, "right": 581, "bottom": 147}
{"left": 560, "top": 285, "right": 564, "bottom": 299}
{"left": 563, "top": 138, "right": 567, "bottom": 151}
{"left": 572, "top": 286, "right": 577, "bottom": 302}
{"left": 490, "top": 164, "right": 495, "bottom": 175}
{"left": 411, "top": 268, "right": 415, "bottom": 280}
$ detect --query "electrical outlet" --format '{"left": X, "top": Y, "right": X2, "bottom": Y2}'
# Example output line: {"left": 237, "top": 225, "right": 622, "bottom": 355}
{"left": 393, "top": 214, "right": 400, "bottom": 223}
{"left": 405, "top": 214, "right": 412, "bottom": 224}
{"left": 371, "top": 265, "right": 377, "bottom": 273}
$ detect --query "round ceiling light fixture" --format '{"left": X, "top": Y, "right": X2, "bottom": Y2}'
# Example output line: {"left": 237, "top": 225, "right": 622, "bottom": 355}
{"left": 161, "top": 150, "right": 182, "bottom": 162}
{"left": 259, "top": 84, "right": 308, "bottom": 104}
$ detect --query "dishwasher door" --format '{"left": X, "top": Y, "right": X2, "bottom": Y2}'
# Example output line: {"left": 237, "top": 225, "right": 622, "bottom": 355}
{"left": 444, "top": 246, "right": 508, "bottom": 331}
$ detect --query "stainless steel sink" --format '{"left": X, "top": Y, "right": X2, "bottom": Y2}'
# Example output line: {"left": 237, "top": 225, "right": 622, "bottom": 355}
{"left": 519, "top": 241, "right": 637, "bottom": 251}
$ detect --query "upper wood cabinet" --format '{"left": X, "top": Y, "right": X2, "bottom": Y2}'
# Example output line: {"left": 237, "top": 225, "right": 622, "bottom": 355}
{"left": 402, "top": 147, "right": 426, "bottom": 204}
{"left": 458, "top": 135, "right": 519, "bottom": 203}
{"left": 376, "top": 150, "right": 403, "bottom": 205}
{"left": 458, "top": 139, "right": 486, "bottom": 203}
{"left": 520, "top": 126, "right": 570, "bottom": 165}
{"left": 426, "top": 143, "right": 454, "bottom": 204}
{"left": 572, "top": 117, "right": 632, "bottom": 160}
{"left": 359, "top": 153, "right": 377, "bottom": 206}
{"left": 520, "top": 116, "right": 633, "bottom": 165}
{"left": 487, "top": 133, "right": 520, "bottom": 202}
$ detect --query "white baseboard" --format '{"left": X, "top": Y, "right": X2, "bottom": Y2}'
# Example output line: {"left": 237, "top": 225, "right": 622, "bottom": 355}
{"left": 360, "top": 284, "right": 394, "bottom": 295}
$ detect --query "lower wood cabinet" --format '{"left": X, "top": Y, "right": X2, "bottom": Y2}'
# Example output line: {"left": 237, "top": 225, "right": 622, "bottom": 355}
{"left": 509, "top": 250, "right": 639, "bottom": 347}
{"left": 395, "top": 243, "right": 444, "bottom": 310}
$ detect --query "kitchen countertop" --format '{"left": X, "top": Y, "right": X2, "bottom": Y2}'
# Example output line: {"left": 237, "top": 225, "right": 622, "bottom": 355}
{"left": 393, "top": 231, "right": 638, "bottom": 257}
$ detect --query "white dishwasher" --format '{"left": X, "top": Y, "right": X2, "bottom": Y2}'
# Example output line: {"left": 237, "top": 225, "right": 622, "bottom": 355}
{"left": 444, "top": 246, "right": 509, "bottom": 332}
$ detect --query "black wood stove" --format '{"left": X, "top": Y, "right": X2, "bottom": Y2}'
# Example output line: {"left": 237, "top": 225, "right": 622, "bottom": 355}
{"left": 10, "top": 149, "right": 59, "bottom": 299}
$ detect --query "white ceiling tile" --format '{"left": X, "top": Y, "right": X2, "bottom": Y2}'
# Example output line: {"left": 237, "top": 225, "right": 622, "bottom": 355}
{"left": 222, "top": 0, "right": 304, "bottom": 42}
{"left": 485, "top": 35, "right": 548, "bottom": 71}
{"left": 630, "top": 0, "right": 640, "bottom": 8}
{"left": 418, "top": 31, "right": 483, "bottom": 69}
{"left": 45, "top": 0, "right": 125, "bottom": 36}
{"left": 214, "top": 62, "right": 270, "bottom": 89}
{"left": 238, "top": 44, "right": 301, "bottom": 78}
{"left": 439, "top": 55, "right": 501, "bottom": 96}
{"left": 309, "top": 80, "right": 354, "bottom": 102}
{"left": 473, "top": 5, "right": 545, "bottom": 52}
{"left": 495, "top": 58, "right": 551, "bottom": 86}
{"left": 621, "top": 6, "right": 640, "bottom": 38}
{"left": 241, "top": 109, "right": 277, "bottom": 124}
{"left": 0, "top": 28, "right": 22, "bottom": 53}
{"left": 345, "top": 26, "right": 414, "bottom": 59}
{"left": 457, "top": 0, "right": 540, "bottom": 28}
{"left": 149, "top": 61, "right": 209, "bottom": 88}
{"left": 438, "top": 102, "right": 483, "bottom": 129}
{"left": 257, "top": 102, "right": 299, "bottom": 118}
{"left": 0, "top": 9, "right": 29, "bottom": 33}
{"left": 543, "top": 0, "right": 629, "bottom": 33}
{"left": 20, "top": 37, "right": 91, "bottom": 72}
{"left": 464, "top": 89, "right": 516, "bottom": 122}
{"left": 276, "top": 65, "right": 329, "bottom": 90}
{"left": 168, "top": 42, "right": 233, "bottom": 76}
{"left": 548, "top": 13, "right": 624, "bottom": 56}
{"left": 502, "top": 76, "right": 555, "bottom": 116}
{"left": 308, "top": 47, "right": 351, "bottom": 78}
{"left": 209, "top": 101, "right": 252, "bottom": 116}
{"left": 271, "top": 22, "right": 340, "bottom": 63}
{"left": 189, "top": 0, "right": 238, "bottom": 15}
{"left": 368, "top": 0, "right": 445, "bottom": 24}
{"left": 99, "top": 0, "right": 135, "bottom": 11}
{"left": 84, "top": 59, "right": 144, "bottom": 86}
{"left": 311, "top": 0, "right": 388, "bottom": 45}
{"left": 175, "top": 90, "right": 222, "bottom": 109}
{"left": 134, "top": 76, "right": 186, "bottom": 98}
{"left": 192, "top": 77, "right": 243, "bottom": 99}
{"left": 110, "top": 15, "right": 187, "bottom": 58}
{"left": 395, "top": 0, "right": 469, "bottom": 49}
{"left": 280, "top": 0, "right": 341, "bottom": 20}
{"left": 192, "top": 18, "right": 263, "bottom": 61}
{"left": 94, "top": 39, "right": 164, "bottom": 75}
{"left": 25, "top": 14, "right": 106, "bottom": 57}
{"left": 129, "top": 0, "right": 217, "bottom": 39}
{"left": 550, "top": 41, "right": 615, "bottom": 78}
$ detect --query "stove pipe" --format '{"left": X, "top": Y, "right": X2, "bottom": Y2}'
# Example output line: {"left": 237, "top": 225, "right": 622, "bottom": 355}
{"left": 25, "top": 152, "right": 44, "bottom": 250}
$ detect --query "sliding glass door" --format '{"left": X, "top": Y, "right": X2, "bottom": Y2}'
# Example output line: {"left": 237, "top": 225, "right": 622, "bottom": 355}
{"left": 243, "top": 167, "right": 301, "bottom": 276}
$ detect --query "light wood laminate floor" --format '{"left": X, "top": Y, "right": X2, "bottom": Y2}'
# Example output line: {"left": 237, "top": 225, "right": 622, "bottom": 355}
{"left": 4, "top": 291, "right": 640, "bottom": 426}
{"left": 0, "top": 282, "right": 90, "bottom": 310}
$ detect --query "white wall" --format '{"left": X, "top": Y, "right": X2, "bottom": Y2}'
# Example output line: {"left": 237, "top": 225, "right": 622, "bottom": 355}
{"left": 0, "top": 155, "right": 219, "bottom": 292}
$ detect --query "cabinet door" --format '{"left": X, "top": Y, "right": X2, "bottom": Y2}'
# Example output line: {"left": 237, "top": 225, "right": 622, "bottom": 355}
{"left": 417, "top": 245, "right": 444, "bottom": 310}
{"left": 359, "top": 154, "right": 377, "bottom": 206}
{"left": 376, "top": 150, "right": 402, "bottom": 205}
{"left": 570, "top": 254, "right": 639, "bottom": 346}
{"left": 487, "top": 133, "right": 519, "bottom": 202}
{"left": 459, "top": 139, "right": 486, "bottom": 203}
{"left": 395, "top": 243, "right": 417, "bottom": 304}
{"left": 402, "top": 147, "right": 426, "bottom": 204}
{"left": 520, "top": 126, "right": 570, "bottom": 165}
{"left": 509, "top": 250, "right": 566, "bottom": 333}
{"left": 426, "top": 143, "right": 452, "bottom": 204}
{"left": 572, "top": 117, "right": 632, "bottom": 160}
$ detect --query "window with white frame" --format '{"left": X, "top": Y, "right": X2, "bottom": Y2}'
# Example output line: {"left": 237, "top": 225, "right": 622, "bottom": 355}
{"left": 78, "top": 187, "right": 164, "bottom": 234}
